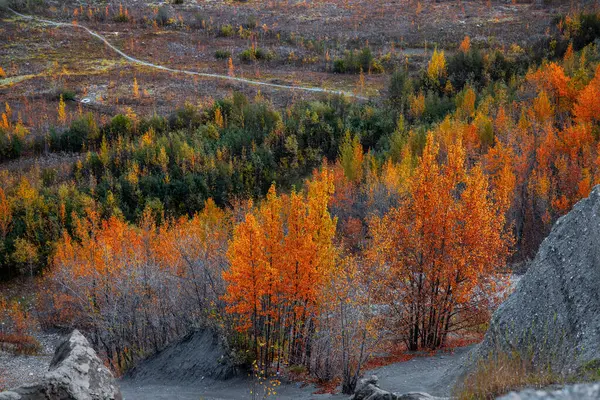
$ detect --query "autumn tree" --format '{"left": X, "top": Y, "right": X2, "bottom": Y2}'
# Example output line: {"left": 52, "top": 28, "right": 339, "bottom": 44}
{"left": 427, "top": 48, "right": 447, "bottom": 85}
{"left": 0, "top": 188, "right": 11, "bottom": 240}
{"left": 573, "top": 65, "right": 600, "bottom": 124}
{"left": 58, "top": 94, "right": 67, "bottom": 124}
{"left": 368, "top": 135, "right": 512, "bottom": 350}
{"left": 459, "top": 36, "right": 471, "bottom": 53}
{"left": 223, "top": 169, "right": 336, "bottom": 374}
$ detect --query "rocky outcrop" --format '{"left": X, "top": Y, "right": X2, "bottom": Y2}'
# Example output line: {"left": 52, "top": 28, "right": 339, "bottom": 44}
{"left": 350, "top": 375, "right": 445, "bottom": 400}
{"left": 0, "top": 330, "right": 122, "bottom": 400}
{"left": 464, "top": 185, "right": 600, "bottom": 375}
{"left": 125, "top": 328, "right": 237, "bottom": 384}
{"left": 499, "top": 383, "right": 600, "bottom": 400}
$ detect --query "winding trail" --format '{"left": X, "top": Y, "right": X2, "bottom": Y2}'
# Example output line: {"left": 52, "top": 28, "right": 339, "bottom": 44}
{"left": 7, "top": 8, "right": 369, "bottom": 100}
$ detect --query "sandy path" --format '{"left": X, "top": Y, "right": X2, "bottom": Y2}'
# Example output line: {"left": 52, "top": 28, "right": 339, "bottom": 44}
{"left": 6, "top": 8, "right": 368, "bottom": 101}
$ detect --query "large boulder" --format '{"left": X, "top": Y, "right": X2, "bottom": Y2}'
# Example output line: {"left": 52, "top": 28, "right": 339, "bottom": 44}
{"left": 0, "top": 330, "right": 122, "bottom": 400}
{"left": 468, "top": 185, "right": 600, "bottom": 374}
{"left": 350, "top": 375, "right": 444, "bottom": 400}
{"left": 440, "top": 184, "right": 600, "bottom": 394}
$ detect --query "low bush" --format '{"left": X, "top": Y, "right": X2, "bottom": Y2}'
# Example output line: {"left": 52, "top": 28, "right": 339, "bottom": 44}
{"left": 215, "top": 49, "right": 232, "bottom": 60}
{"left": 113, "top": 12, "right": 129, "bottom": 23}
{"left": 219, "top": 24, "right": 234, "bottom": 37}
{"left": 447, "top": 48, "right": 484, "bottom": 89}
{"left": 0, "top": 298, "right": 41, "bottom": 356}
{"left": 239, "top": 47, "right": 274, "bottom": 62}
{"left": 333, "top": 47, "right": 384, "bottom": 74}
{"left": 0, "top": 132, "right": 22, "bottom": 162}
{"left": 246, "top": 15, "right": 258, "bottom": 29}
{"left": 55, "top": 89, "right": 76, "bottom": 102}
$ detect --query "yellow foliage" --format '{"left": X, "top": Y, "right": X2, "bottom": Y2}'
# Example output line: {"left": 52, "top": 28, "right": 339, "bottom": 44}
{"left": 427, "top": 48, "right": 446, "bottom": 82}
{"left": 132, "top": 77, "right": 140, "bottom": 98}
{"left": 58, "top": 94, "right": 67, "bottom": 124}
{"left": 409, "top": 92, "right": 426, "bottom": 119}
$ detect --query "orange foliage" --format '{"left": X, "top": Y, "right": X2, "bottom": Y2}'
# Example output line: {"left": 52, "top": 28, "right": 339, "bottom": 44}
{"left": 573, "top": 65, "right": 600, "bottom": 124}
{"left": 45, "top": 200, "right": 231, "bottom": 371}
{"left": 368, "top": 135, "right": 512, "bottom": 350}
{"left": 459, "top": 36, "right": 471, "bottom": 53}
{"left": 223, "top": 169, "right": 336, "bottom": 371}
{"left": 528, "top": 62, "right": 575, "bottom": 112}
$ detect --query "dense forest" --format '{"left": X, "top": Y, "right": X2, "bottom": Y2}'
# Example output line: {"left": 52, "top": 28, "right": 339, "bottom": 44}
{"left": 3, "top": 5, "right": 600, "bottom": 395}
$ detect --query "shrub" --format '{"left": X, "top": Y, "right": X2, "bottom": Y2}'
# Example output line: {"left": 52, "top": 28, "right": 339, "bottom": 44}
{"left": 333, "top": 47, "right": 384, "bottom": 74}
{"left": 0, "top": 298, "right": 42, "bottom": 356}
{"left": 113, "top": 12, "right": 129, "bottom": 23}
{"left": 447, "top": 48, "right": 485, "bottom": 89}
{"left": 0, "top": 128, "right": 24, "bottom": 161}
{"left": 50, "top": 112, "right": 99, "bottom": 152}
{"left": 105, "top": 114, "right": 133, "bottom": 138}
{"left": 239, "top": 47, "right": 274, "bottom": 62}
{"left": 559, "top": 13, "right": 600, "bottom": 51}
{"left": 0, "top": 332, "right": 42, "bottom": 355}
{"left": 219, "top": 24, "right": 234, "bottom": 37}
{"left": 215, "top": 49, "right": 232, "bottom": 60}
{"left": 168, "top": 103, "right": 203, "bottom": 130}
{"left": 422, "top": 91, "right": 454, "bottom": 123}
{"left": 246, "top": 15, "right": 258, "bottom": 29}
{"left": 55, "top": 89, "right": 76, "bottom": 102}
{"left": 388, "top": 70, "right": 412, "bottom": 110}
{"left": 192, "top": 12, "right": 206, "bottom": 29}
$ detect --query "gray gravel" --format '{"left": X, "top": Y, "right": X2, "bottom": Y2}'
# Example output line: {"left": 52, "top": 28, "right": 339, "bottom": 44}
{"left": 499, "top": 383, "right": 600, "bottom": 400}
{"left": 0, "top": 331, "right": 62, "bottom": 390}
{"left": 119, "top": 347, "right": 472, "bottom": 400}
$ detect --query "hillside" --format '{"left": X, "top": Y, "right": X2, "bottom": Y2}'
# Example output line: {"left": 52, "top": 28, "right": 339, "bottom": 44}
{"left": 2, "top": 1, "right": 600, "bottom": 399}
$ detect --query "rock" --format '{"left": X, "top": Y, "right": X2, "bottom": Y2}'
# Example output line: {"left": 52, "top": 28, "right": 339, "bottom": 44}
{"left": 498, "top": 383, "right": 600, "bottom": 400}
{"left": 0, "top": 330, "right": 122, "bottom": 400}
{"left": 350, "top": 375, "right": 445, "bottom": 400}
{"left": 450, "top": 185, "right": 600, "bottom": 386}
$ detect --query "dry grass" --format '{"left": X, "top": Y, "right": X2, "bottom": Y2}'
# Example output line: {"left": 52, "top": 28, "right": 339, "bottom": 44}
{"left": 454, "top": 350, "right": 562, "bottom": 400}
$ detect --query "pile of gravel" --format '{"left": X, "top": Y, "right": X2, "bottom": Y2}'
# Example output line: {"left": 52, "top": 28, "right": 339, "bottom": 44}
{"left": 125, "top": 328, "right": 237, "bottom": 384}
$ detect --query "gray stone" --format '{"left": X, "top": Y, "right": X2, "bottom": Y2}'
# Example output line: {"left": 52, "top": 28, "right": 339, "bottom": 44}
{"left": 498, "top": 383, "right": 600, "bottom": 400}
{"left": 0, "top": 330, "right": 122, "bottom": 400}
{"left": 350, "top": 375, "right": 445, "bottom": 400}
